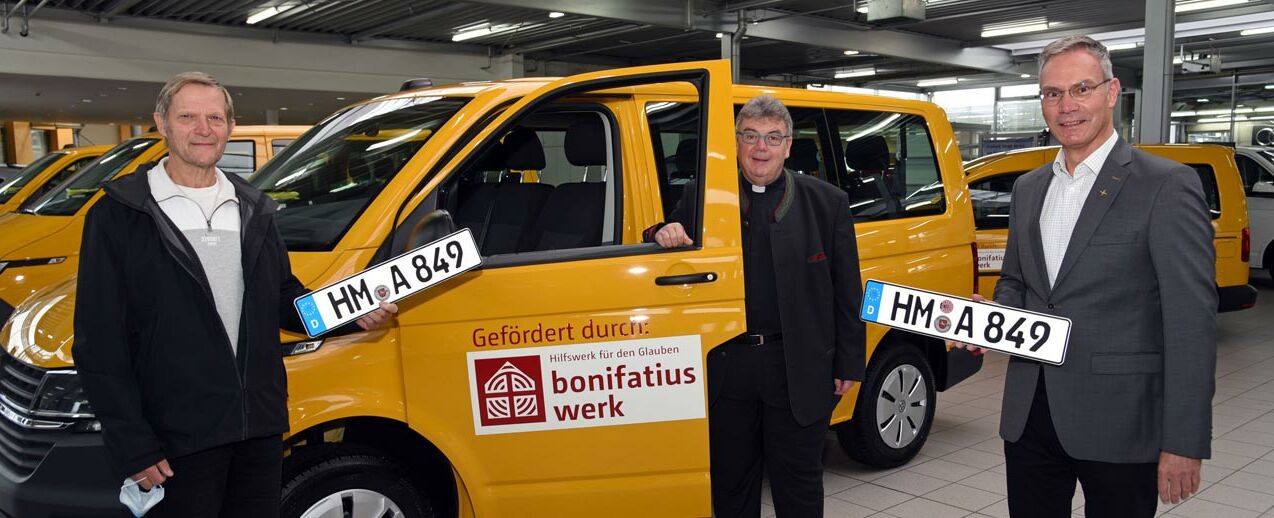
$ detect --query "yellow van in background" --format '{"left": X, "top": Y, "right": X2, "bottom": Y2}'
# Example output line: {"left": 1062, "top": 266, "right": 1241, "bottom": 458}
{"left": 0, "top": 125, "right": 307, "bottom": 323}
{"left": 0, "top": 61, "right": 981, "bottom": 517}
{"left": 0, "top": 145, "right": 111, "bottom": 214}
{"left": 966, "top": 144, "right": 1257, "bottom": 311}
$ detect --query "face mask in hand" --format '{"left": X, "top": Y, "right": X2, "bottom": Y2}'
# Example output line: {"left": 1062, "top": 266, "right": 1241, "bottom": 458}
{"left": 119, "top": 477, "right": 164, "bottom": 517}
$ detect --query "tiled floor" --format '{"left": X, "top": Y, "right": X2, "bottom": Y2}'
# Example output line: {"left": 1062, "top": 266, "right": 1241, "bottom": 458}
{"left": 771, "top": 270, "right": 1274, "bottom": 518}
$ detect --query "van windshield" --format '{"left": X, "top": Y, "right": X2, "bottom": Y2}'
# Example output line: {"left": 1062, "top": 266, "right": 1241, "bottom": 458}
{"left": 0, "top": 152, "right": 66, "bottom": 204}
{"left": 253, "top": 96, "right": 468, "bottom": 251}
{"left": 21, "top": 138, "right": 160, "bottom": 216}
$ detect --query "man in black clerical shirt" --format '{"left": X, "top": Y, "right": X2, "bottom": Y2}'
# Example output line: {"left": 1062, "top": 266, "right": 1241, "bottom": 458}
{"left": 646, "top": 95, "right": 866, "bottom": 518}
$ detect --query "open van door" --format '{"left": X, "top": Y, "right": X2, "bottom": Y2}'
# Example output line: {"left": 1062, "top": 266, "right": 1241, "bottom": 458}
{"left": 391, "top": 60, "right": 741, "bottom": 516}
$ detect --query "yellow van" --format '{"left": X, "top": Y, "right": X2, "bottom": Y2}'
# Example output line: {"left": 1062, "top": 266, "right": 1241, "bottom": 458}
{"left": 0, "top": 145, "right": 112, "bottom": 214}
{"left": 0, "top": 126, "right": 307, "bottom": 323}
{"left": 966, "top": 144, "right": 1257, "bottom": 311}
{"left": 0, "top": 62, "right": 980, "bottom": 517}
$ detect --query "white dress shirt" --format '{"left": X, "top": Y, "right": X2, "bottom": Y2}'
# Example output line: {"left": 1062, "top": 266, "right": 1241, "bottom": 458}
{"left": 1039, "top": 130, "right": 1119, "bottom": 287}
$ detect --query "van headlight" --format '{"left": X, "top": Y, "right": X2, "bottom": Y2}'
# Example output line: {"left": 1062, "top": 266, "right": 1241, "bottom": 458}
{"left": 32, "top": 370, "right": 95, "bottom": 419}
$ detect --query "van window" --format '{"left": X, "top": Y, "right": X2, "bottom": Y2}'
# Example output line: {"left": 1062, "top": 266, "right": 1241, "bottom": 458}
{"left": 22, "top": 138, "right": 161, "bottom": 216}
{"left": 29, "top": 155, "right": 100, "bottom": 201}
{"left": 1237, "top": 153, "right": 1274, "bottom": 197}
{"left": 252, "top": 96, "right": 469, "bottom": 251}
{"left": 826, "top": 110, "right": 945, "bottom": 221}
{"left": 645, "top": 102, "right": 700, "bottom": 219}
{"left": 0, "top": 152, "right": 65, "bottom": 203}
{"left": 271, "top": 139, "right": 295, "bottom": 156}
{"left": 1185, "top": 164, "right": 1222, "bottom": 220}
{"left": 969, "top": 172, "right": 1025, "bottom": 230}
{"left": 433, "top": 104, "right": 622, "bottom": 257}
{"left": 218, "top": 140, "right": 256, "bottom": 177}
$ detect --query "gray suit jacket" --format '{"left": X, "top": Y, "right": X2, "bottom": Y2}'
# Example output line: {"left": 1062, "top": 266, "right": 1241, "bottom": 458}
{"left": 994, "top": 139, "right": 1217, "bottom": 463}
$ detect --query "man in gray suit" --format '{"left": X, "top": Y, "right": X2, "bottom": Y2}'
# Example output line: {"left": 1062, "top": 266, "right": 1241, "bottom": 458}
{"left": 954, "top": 35, "right": 1216, "bottom": 517}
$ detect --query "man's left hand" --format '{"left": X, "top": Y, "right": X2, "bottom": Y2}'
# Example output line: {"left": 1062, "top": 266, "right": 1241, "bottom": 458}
{"left": 356, "top": 302, "right": 398, "bottom": 330}
{"left": 833, "top": 379, "right": 856, "bottom": 395}
{"left": 1158, "top": 451, "right": 1202, "bottom": 504}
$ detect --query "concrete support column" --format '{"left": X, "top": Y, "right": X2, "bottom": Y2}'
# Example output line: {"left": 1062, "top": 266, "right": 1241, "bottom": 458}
{"left": 1138, "top": 0, "right": 1174, "bottom": 144}
{"left": 720, "top": 32, "right": 740, "bottom": 83}
{"left": 265, "top": 109, "right": 280, "bottom": 126}
{"left": 489, "top": 53, "right": 525, "bottom": 80}
{"left": 3, "top": 121, "right": 33, "bottom": 165}
{"left": 118, "top": 124, "right": 134, "bottom": 142}
{"left": 51, "top": 128, "right": 75, "bottom": 150}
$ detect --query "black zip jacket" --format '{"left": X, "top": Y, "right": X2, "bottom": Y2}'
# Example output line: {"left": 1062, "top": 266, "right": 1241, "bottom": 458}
{"left": 73, "top": 164, "right": 307, "bottom": 479}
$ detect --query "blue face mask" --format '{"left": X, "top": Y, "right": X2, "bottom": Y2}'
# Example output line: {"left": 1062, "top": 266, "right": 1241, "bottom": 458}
{"left": 119, "top": 477, "right": 165, "bottom": 517}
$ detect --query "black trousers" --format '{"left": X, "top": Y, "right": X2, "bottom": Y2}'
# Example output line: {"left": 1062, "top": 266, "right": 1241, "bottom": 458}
{"left": 1004, "top": 373, "right": 1158, "bottom": 518}
{"left": 709, "top": 341, "right": 828, "bottom": 518}
{"left": 149, "top": 434, "right": 283, "bottom": 518}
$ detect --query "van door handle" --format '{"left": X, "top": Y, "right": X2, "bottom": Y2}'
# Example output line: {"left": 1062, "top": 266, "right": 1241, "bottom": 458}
{"left": 655, "top": 272, "right": 718, "bottom": 286}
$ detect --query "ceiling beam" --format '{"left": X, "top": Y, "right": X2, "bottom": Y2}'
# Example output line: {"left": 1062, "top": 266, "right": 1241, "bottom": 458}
{"left": 349, "top": 3, "right": 470, "bottom": 43}
{"left": 510, "top": 24, "right": 650, "bottom": 54}
{"left": 99, "top": 0, "right": 142, "bottom": 20}
{"left": 462, "top": 0, "right": 1033, "bottom": 75}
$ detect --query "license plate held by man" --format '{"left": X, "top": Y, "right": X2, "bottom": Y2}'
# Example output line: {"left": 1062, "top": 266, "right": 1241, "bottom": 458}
{"left": 294, "top": 229, "right": 481, "bottom": 337}
{"left": 859, "top": 280, "right": 1071, "bottom": 365}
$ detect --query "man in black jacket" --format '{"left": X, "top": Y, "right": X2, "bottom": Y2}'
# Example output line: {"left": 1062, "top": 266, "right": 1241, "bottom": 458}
{"left": 73, "top": 72, "right": 395, "bottom": 517}
{"left": 647, "top": 95, "right": 866, "bottom": 518}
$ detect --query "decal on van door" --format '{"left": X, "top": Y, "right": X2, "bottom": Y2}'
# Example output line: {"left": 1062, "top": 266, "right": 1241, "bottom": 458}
{"left": 466, "top": 335, "right": 704, "bottom": 435}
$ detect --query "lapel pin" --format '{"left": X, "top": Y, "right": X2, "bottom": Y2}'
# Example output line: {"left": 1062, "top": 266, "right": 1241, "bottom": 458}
{"left": 1100, "top": 190, "right": 1108, "bottom": 196}
{"left": 1111, "top": 176, "right": 1121, "bottom": 181}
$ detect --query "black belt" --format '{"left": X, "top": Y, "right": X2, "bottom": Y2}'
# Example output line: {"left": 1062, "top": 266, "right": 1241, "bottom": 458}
{"left": 726, "top": 332, "right": 783, "bottom": 346}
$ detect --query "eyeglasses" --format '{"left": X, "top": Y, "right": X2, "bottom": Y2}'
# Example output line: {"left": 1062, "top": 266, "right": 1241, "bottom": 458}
{"left": 736, "top": 130, "right": 791, "bottom": 147}
{"left": 1039, "top": 78, "right": 1113, "bottom": 105}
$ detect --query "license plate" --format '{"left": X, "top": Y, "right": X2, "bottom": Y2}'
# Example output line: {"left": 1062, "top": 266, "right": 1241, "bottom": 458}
{"left": 859, "top": 280, "right": 1071, "bottom": 365}
{"left": 294, "top": 229, "right": 482, "bottom": 337}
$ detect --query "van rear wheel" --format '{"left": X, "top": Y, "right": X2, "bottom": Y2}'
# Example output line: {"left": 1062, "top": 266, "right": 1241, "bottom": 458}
{"left": 836, "top": 345, "right": 936, "bottom": 468}
{"left": 282, "top": 445, "right": 433, "bottom": 518}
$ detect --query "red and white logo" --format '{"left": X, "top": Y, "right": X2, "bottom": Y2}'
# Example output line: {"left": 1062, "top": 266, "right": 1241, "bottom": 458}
{"left": 474, "top": 356, "right": 546, "bottom": 426}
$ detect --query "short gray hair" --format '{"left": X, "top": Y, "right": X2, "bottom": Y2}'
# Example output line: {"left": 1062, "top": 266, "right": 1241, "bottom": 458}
{"left": 736, "top": 94, "right": 793, "bottom": 135}
{"left": 1039, "top": 35, "right": 1113, "bottom": 80}
{"left": 155, "top": 71, "right": 235, "bottom": 121}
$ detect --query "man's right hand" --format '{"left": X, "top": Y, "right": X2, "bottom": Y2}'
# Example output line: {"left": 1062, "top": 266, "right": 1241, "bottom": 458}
{"left": 653, "top": 222, "right": 694, "bottom": 248}
{"left": 945, "top": 294, "right": 990, "bottom": 355}
{"left": 132, "top": 459, "right": 173, "bottom": 490}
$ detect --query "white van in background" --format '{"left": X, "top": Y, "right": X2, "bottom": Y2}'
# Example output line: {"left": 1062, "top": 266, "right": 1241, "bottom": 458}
{"left": 1234, "top": 146, "right": 1274, "bottom": 278}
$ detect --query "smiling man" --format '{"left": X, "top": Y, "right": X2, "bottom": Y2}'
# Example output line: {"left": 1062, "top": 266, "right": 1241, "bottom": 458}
{"left": 73, "top": 72, "right": 396, "bottom": 517}
{"left": 957, "top": 36, "right": 1217, "bottom": 518}
{"left": 646, "top": 95, "right": 865, "bottom": 518}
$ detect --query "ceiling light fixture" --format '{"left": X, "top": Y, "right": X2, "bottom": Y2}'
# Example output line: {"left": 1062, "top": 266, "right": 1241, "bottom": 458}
{"left": 981, "top": 22, "right": 1052, "bottom": 38}
{"left": 1176, "top": 0, "right": 1250, "bottom": 13}
{"left": 843, "top": 50, "right": 860, "bottom": 55}
{"left": 453, "top": 23, "right": 520, "bottom": 42}
{"left": 548, "top": 11, "right": 565, "bottom": 18}
{"left": 917, "top": 77, "right": 960, "bottom": 87}
{"left": 715, "top": 32, "right": 724, "bottom": 38}
{"left": 857, "top": 6, "right": 868, "bottom": 13}
{"left": 834, "top": 67, "right": 876, "bottom": 79}
{"left": 1106, "top": 42, "right": 1140, "bottom": 51}
{"left": 1197, "top": 98, "right": 1210, "bottom": 102}
{"left": 247, "top": 5, "right": 294, "bottom": 25}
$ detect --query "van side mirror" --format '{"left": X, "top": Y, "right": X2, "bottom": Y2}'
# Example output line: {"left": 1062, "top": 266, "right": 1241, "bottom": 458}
{"left": 407, "top": 209, "right": 458, "bottom": 250}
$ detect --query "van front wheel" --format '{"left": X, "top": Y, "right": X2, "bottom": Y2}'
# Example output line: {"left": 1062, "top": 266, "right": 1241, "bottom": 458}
{"left": 836, "top": 345, "right": 936, "bottom": 468}
{"left": 282, "top": 445, "right": 434, "bottom": 518}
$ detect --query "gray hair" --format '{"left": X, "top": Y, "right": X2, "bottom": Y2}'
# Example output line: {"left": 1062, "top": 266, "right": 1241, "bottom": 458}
{"left": 155, "top": 71, "right": 235, "bottom": 121}
{"left": 1039, "top": 35, "right": 1113, "bottom": 80}
{"left": 736, "top": 94, "right": 793, "bottom": 135}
